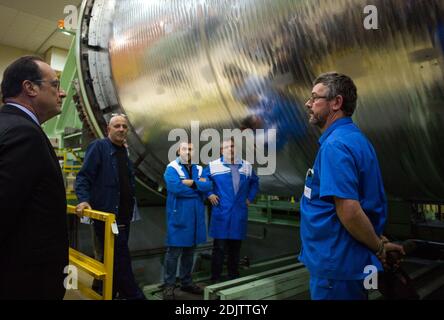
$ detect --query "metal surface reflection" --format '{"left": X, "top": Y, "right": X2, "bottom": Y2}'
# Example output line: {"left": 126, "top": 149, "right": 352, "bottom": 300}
{"left": 79, "top": 0, "right": 444, "bottom": 200}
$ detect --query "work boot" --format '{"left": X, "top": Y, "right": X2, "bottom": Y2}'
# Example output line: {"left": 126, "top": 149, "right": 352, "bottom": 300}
{"left": 180, "top": 283, "right": 203, "bottom": 295}
{"left": 162, "top": 285, "right": 175, "bottom": 300}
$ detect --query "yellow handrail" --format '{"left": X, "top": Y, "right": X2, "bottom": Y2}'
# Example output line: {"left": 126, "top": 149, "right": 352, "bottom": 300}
{"left": 61, "top": 149, "right": 82, "bottom": 174}
{"left": 67, "top": 205, "right": 115, "bottom": 300}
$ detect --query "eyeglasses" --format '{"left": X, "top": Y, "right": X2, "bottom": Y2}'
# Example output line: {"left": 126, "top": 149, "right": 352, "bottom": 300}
{"left": 33, "top": 79, "right": 61, "bottom": 91}
{"left": 109, "top": 113, "right": 128, "bottom": 120}
{"left": 307, "top": 95, "right": 329, "bottom": 104}
{"left": 111, "top": 113, "right": 127, "bottom": 118}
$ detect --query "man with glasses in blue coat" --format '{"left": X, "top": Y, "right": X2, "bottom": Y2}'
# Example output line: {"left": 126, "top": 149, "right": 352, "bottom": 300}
{"left": 205, "top": 138, "right": 259, "bottom": 283}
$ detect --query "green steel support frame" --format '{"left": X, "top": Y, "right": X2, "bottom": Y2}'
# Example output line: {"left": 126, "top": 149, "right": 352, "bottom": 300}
{"left": 43, "top": 38, "right": 83, "bottom": 146}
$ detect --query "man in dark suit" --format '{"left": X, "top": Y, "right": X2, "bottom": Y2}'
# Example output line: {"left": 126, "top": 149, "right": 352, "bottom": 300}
{"left": 0, "top": 56, "right": 68, "bottom": 299}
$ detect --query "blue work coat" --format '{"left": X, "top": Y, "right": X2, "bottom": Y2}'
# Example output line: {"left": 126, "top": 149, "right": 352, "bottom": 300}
{"left": 204, "top": 157, "right": 259, "bottom": 240}
{"left": 164, "top": 158, "right": 212, "bottom": 247}
{"left": 75, "top": 138, "right": 140, "bottom": 221}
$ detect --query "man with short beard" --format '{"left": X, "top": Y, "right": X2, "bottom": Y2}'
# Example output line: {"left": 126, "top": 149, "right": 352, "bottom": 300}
{"left": 299, "top": 72, "right": 404, "bottom": 300}
{"left": 162, "top": 142, "right": 212, "bottom": 300}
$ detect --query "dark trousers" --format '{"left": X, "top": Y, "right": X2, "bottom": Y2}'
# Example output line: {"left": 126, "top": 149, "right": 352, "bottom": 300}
{"left": 163, "top": 246, "right": 195, "bottom": 287}
{"left": 211, "top": 239, "right": 242, "bottom": 281}
{"left": 94, "top": 222, "right": 145, "bottom": 300}
{"left": 1, "top": 262, "right": 66, "bottom": 300}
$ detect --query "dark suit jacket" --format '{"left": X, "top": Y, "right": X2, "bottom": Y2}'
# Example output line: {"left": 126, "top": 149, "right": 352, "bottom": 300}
{"left": 0, "top": 104, "right": 68, "bottom": 299}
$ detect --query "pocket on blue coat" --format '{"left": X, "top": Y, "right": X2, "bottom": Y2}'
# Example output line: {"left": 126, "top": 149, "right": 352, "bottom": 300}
{"left": 171, "top": 201, "right": 186, "bottom": 228}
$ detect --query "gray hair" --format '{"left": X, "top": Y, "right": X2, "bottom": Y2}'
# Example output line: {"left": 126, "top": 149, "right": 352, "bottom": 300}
{"left": 313, "top": 72, "right": 357, "bottom": 116}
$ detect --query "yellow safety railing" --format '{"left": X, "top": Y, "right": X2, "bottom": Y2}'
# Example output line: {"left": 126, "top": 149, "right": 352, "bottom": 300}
{"left": 62, "top": 148, "right": 82, "bottom": 174}
{"left": 58, "top": 148, "right": 82, "bottom": 200}
{"left": 67, "top": 205, "right": 116, "bottom": 300}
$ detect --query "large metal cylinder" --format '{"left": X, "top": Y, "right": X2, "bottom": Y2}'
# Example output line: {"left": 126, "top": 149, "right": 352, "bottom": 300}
{"left": 77, "top": 0, "right": 444, "bottom": 201}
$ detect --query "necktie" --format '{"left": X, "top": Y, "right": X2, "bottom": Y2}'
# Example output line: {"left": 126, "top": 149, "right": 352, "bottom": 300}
{"left": 230, "top": 164, "right": 240, "bottom": 194}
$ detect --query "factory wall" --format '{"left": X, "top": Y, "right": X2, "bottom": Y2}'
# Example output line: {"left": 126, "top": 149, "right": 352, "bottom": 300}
{"left": 44, "top": 47, "right": 69, "bottom": 72}
{"left": 0, "top": 44, "right": 68, "bottom": 84}
{"left": 0, "top": 44, "right": 33, "bottom": 82}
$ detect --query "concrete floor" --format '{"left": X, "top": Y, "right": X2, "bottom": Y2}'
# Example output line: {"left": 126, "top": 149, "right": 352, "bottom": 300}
{"left": 63, "top": 270, "right": 93, "bottom": 300}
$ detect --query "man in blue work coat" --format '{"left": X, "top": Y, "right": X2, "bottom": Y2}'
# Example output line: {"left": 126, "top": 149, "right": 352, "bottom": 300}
{"left": 163, "top": 141, "right": 212, "bottom": 300}
{"left": 205, "top": 138, "right": 259, "bottom": 283}
{"left": 75, "top": 114, "right": 145, "bottom": 300}
{"left": 299, "top": 72, "right": 405, "bottom": 300}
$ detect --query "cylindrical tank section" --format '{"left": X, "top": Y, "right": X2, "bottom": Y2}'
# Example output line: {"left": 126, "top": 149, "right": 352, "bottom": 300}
{"left": 77, "top": 0, "right": 444, "bottom": 201}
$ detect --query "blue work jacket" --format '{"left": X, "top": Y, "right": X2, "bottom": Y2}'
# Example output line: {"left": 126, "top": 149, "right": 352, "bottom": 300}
{"left": 75, "top": 138, "right": 140, "bottom": 221}
{"left": 299, "top": 117, "right": 387, "bottom": 280}
{"left": 204, "top": 157, "right": 259, "bottom": 240}
{"left": 164, "top": 158, "right": 212, "bottom": 247}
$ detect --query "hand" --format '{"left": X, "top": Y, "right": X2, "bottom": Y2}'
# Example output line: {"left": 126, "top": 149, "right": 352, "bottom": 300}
{"left": 376, "top": 236, "right": 406, "bottom": 270}
{"left": 199, "top": 178, "right": 207, "bottom": 182}
{"left": 383, "top": 242, "right": 406, "bottom": 270}
{"left": 75, "top": 202, "right": 91, "bottom": 218}
{"left": 208, "top": 194, "right": 220, "bottom": 206}
{"left": 182, "top": 179, "right": 194, "bottom": 187}
{"left": 246, "top": 199, "right": 250, "bottom": 206}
